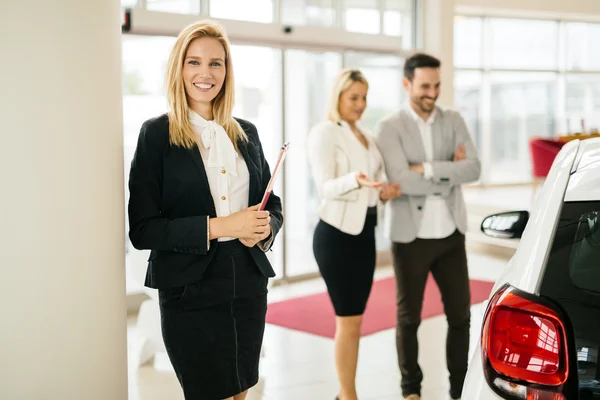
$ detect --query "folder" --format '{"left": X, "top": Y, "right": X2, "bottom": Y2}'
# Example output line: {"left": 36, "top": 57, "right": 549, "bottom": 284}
{"left": 259, "top": 142, "right": 290, "bottom": 211}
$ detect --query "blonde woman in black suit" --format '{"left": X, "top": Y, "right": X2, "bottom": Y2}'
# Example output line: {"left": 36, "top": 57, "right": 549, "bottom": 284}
{"left": 308, "top": 69, "right": 402, "bottom": 400}
{"left": 128, "top": 21, "right": 283, "bottom": 400}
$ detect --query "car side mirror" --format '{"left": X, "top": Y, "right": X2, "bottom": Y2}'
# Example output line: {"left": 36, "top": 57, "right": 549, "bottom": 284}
{"left": 481, "top": 211, "right": 529, "bottom": 239}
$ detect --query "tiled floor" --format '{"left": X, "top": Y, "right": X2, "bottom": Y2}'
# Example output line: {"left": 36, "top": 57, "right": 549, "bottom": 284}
{"left": 127, "top": 248, "right": 511, "bottom": 400}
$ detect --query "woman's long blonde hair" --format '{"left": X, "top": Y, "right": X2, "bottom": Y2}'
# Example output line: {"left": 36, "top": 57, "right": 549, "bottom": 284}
{"left": 326, "top": 69, "right": 369, "bottom": 122}
{"left": 165, "top": 20, "right": 246, "bottom": 149}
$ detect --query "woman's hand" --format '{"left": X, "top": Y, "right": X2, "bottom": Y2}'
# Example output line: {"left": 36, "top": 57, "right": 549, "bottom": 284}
{"left": 239, "top": 223, "right": 271, "bottom": 248}
{"left": 379, "top": 182, "right": 402, "bottom": 201}
{"left": 226, "top": 204, "right": 271, "bottom": 247}
{"left": 356, "top": 172, "right": 383, "bottom": 189}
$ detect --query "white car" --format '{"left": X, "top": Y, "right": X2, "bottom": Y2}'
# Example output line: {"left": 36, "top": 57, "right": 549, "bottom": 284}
{"left": 462, "top": 138, "right": 600, "bottom": 400}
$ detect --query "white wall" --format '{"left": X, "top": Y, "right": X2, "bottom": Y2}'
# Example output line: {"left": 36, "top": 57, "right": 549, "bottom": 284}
{"left": 1, "top": 0, "right": 128, "bottom": 398}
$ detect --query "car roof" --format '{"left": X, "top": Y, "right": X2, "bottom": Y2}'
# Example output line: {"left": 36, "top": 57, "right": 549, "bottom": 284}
{"left": 565, "top": 138, "right": 600, "bottom": 202}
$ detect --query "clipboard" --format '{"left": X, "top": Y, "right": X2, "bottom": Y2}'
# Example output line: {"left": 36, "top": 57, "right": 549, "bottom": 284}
{"left": 259, "top": 142, "right": 290, "bottom": 211}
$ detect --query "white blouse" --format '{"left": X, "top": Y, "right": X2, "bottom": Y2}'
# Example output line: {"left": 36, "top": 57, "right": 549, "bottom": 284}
{"left": 189, "top": 110, "right": 250, "bottom": 242}
{"left": 339, "top": 120, "right": 383, "bottom": 207}
{"left": 366, "top": 141, "right": 383, "bottom": 207}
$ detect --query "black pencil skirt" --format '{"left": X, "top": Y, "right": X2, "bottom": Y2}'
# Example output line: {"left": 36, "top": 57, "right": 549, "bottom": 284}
{"left": 313, "top": 208, "right": 377, "bottom": 317}
{"left": 158, "top": 240, "right": 268, "bottom": 400}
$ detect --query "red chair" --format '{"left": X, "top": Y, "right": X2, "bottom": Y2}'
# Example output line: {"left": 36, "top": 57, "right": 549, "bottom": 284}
{"left": 529, "top": 138, "right": 565, "bottom": 195}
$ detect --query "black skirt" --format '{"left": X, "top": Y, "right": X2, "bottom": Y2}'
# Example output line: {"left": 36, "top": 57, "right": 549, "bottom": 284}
{"left": 158, "top": 240, "right": 268, "bottom": 400}
{"left": 313, "top": 209, "right": 377, "bottom": 316}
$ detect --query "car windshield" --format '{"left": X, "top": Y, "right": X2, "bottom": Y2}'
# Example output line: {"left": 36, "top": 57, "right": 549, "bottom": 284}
{"left": 540, "top": 201, "right": 600, "bottom": 399}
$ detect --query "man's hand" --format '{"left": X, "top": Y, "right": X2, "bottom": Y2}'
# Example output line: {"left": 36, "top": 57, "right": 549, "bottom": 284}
{"left": 409, "top": 164, "right": 425, "bottom": 175}
{"left": 453, "top": 144, "right": 466, "bottom": 162}
{"left": 379, "top": 183, "right": 402, "bottom": 201}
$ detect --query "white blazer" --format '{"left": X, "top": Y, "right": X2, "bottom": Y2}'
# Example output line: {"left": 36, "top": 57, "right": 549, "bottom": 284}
{"left": 308, "top": 120, "right": 385, "bottom": 235}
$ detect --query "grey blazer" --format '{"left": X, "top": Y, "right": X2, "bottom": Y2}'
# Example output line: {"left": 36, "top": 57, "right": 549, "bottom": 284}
{"left": 374, "top": 106, "right": 481, "bottom": 243}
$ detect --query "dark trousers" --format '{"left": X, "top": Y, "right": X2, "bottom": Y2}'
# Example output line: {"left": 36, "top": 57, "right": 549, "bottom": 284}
{"left": 392, "top": 230, "right": 471, "bottom": 399}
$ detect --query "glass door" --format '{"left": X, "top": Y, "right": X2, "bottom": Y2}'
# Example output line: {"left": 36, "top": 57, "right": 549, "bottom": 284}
{"left": 283, "top": 49, "right": 342, "bottom": 279}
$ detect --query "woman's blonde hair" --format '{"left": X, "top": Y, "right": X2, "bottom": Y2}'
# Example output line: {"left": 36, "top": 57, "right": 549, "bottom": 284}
{"left": 165, "top": 20, "right": 246, "bottom": 149}
{"left": 327, "top": 69, "right": 369, "bottom": 122}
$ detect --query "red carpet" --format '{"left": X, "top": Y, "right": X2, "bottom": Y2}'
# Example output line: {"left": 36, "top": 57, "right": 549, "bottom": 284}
{"left": 266, "top": 275, "right": 495, "bottom": 338}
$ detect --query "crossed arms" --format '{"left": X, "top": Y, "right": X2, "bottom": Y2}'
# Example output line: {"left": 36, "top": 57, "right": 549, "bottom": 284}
{"left": 374, "top": 113, "right": 481, "bottom": 196}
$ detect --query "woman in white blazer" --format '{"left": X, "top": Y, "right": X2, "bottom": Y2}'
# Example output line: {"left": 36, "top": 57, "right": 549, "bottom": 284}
{"left": 308, "top": 69, "right": 401, "bottom": 400}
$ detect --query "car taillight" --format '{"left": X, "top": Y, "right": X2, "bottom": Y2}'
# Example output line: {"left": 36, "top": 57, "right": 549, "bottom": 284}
{"left": 481, "top": 286, "right": 569, "bottom": 400}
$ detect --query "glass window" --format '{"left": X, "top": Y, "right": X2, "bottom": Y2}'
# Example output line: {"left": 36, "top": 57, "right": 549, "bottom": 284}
{"left": 230, "top": 45, "right": 284, "bottom": 276}
{"left": 345, "top": 52, "right": 404, "bottom": 250}
{"left": 344, "top": 52, "right": 405, "bottom": 133}
{"left": 280, "top": 0, "right": 336, "bottom": 27}
{"left": 454, "top": 16, "right": 483, "bottom": 68}
{"left": 284, "top": 50, "right": 342, "bottom": 277}
{"left": 490, "top": 18, "right": 558, "bottom": 70}
{"left": 122, "top": 35, "right": 175, "bottom": 166}
{"left": 146, "top": 0, "right": 201, "bottom": 14}
{"left": 230, "top": 45, "right": 283, "bottom": 164}
{"left": 210, "top": 0, "right": 274, "bottom": 23}
{"left": 454, "top": 17, "right": 600, "bottom": 184}
{"left": 565, "top": 74, "right": 600, "bottom": 134}
{"left": 566, "top": 22, "right": 600, "bottom": 71}
{"left": 489, "top": 72, "right": 557, "bottom": 183}
{"left": 122, "top": 35, "right": 176, "bottom": 293}
{"left": 383, "top": 0, "right": 414, "bottom": 48}
{"left": 454, "top": 71, "right": 483, "bottom": 151}
{"left": 344, "top": 0, "right": 380, "bottom": 35}
{"left": 383, "top": 12, "right": 401, "bottom": 36}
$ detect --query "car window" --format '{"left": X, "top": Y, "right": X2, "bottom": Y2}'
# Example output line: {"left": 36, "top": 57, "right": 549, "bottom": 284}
{"left": 570, "top": 211, "right": 600, "bottom": 295}
{"left": 540, "top": 201, "right": 600, "bottom": 399}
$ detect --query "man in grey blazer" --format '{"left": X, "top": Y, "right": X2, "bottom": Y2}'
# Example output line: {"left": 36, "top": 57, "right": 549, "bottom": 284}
{"left": 374, "top": 53, "right": 481, "bottom": 400}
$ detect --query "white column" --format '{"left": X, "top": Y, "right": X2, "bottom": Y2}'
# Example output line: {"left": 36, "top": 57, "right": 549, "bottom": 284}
{"left": 422, "top": 0, "right": 456, "bottom": 107}
{"left": 0, "top": 1, "right": 128, "bottom": 399}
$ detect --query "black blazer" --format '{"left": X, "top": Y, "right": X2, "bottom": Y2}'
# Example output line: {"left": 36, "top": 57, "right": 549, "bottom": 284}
{"left": 128, "top": 114, "right": 283, "bottom": 289}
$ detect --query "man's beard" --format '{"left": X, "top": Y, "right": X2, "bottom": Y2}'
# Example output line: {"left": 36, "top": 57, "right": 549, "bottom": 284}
{"left": 412, "top": 95, "right": 436, "bottom": 113}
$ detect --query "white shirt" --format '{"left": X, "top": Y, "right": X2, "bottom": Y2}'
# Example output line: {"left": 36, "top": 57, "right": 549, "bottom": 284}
{"left": 406, "top": 105, "right": 456, "bottom": 239}
{"left": 189, "top": 110, "right": 250, "bottom": 242}
{"left": 339, "top": 121, "right": 382, "bottom": 207}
